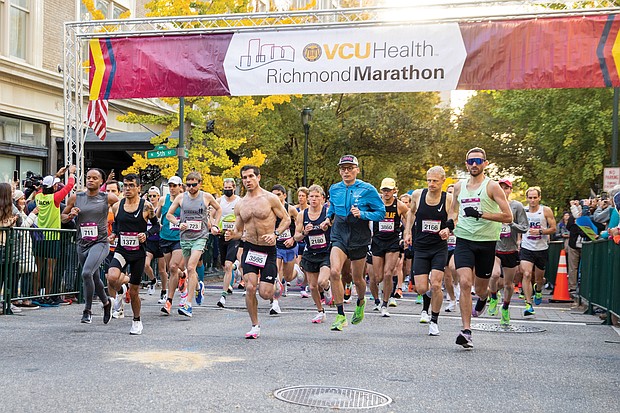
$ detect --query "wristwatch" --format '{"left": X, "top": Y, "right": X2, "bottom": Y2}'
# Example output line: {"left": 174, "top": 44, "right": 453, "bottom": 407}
{"left": 539, "top": 229, "right": 543, "bottom": 235}
{"left": 274, "top": 230, "right": 280, "bottom": 236}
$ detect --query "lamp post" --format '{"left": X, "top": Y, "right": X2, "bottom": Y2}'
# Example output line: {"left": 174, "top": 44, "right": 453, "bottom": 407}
{"left": 301, "top": 107, "right": 312, "bottom": 187}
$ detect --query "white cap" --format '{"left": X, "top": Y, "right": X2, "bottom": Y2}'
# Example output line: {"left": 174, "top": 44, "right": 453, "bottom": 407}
{"left": 168, "top": 176, "right": 182, "bottom": 186}
{"left": 42, "top": 176, "right": 60, "bottom": 188}
{"left": 148, "top": 186, "right": 160, "bottom": 195}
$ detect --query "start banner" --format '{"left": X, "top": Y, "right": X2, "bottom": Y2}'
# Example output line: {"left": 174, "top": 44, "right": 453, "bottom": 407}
{"left": 89, "top": 13, "right": 620, "bottom": 100}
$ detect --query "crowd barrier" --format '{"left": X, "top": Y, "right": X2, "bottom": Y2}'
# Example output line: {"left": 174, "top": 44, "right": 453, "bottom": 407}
{"left": 580, "top": 239, "right": 620, "bottom": 324}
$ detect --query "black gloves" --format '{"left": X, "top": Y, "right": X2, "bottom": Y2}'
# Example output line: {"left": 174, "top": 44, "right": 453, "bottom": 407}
{"left": 463, "top": 207, "right": 483, "bottom": 220}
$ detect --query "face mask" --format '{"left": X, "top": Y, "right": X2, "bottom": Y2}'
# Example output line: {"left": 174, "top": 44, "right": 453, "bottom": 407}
{"left": 223, "top": 189, "right": 234, "bottom": 197}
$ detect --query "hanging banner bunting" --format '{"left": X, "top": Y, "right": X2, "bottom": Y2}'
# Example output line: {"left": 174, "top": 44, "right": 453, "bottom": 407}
{"left": 89, "top": 13, "right": 620, "bottom": 100}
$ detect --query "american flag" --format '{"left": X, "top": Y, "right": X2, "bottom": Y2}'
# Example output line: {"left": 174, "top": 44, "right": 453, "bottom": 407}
{"left": 87, "top": 99, "right": 108, "bottom": 141}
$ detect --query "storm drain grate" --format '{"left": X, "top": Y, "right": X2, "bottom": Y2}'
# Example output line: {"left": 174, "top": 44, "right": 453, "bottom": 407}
{"left": 273, "top": 385, "right": 392, "bottom": 409}
{"left": 471, "top": 323, "right": 546, "bottom": 333}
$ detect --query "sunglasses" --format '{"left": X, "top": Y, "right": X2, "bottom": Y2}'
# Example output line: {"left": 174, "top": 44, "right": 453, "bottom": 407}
{"left": 186, "top": 182, "right": 199, "bottom": 188}
{"left": 466, "top": 158, "right": 486, "bottom": 166}
{"left": 168, "top": 183, "right": 178, "bottom": 187}
{"left": 148, "top": 194, "right": 158, "bottom": 198}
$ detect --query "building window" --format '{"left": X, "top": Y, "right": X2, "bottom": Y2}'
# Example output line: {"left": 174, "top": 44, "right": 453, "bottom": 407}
{"left": 80, "top": 0, "right": 128, "bottom": 20}
{"left": 9, "top": 0, "right": 28, "bottom": 60}
{"left": 0, "top": 154, "right": 17, "bottom": 183}
{"left": 0, "top": 115, "right": 47, "bottom": 148}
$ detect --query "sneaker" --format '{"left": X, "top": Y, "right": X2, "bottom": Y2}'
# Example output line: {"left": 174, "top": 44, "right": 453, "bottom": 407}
{"left": 196, "top": 281, "right": 204, "bottom": 306}
{"left": 500, "top": 307, "right": 510, "bottom": 326}
{"left": 454, "top": 284, "right": 461, "bottom": 301}
{"left": 488, "top": 297, "right": 498, "bottom": 316}
{"left": 179, "top": 290, "right": 188, "bottom": 307}
{"left": 415, "top": 294, "right": 423, "bottom": 304}
{"left": 351, "top": 299, "right": 366, "bottom": 325}
{"left": 245, "top": 325, "right": 260, "bottom": 339}
{"left": 300, "top": 289, "right": 310, "bottom": 298}
{"left": 81, "top": 310, "right": 92, "bottom": 324}
{"left": 102, "top": 298, "right": 112, "bottom": 324}
{"left": 10, "top": 304, "right": 22, "bottom": 314}
{"left": 158, "top": 293, "right": 168, "bottom": 304}
{"left": 283, "top": 282, "right": 288, "bottom": 297}
{"left": 161, "top": 300, "right": 172, "bottom": 315}
{"left": 274, "top": 278, "right": 283, "bottom": 299}
{"left": 237, "top": 280, "right": 245, "bottom": 290}
{"left": 534, "top": 290, "right": 543, "bottom": 306}
{"left": 113, "top": 294, "right": 123, "bottom": 312}
{"left": 147, "top": 283, "right": 156, "bottom": 295}
{"left": 227, "top": 287, "right": 233, "bottom": 295}
{"left": 217, "top": 295, "right": 226, "bottom": 308}
{"left": 373, "top": 302, "right": 381, "bottom": 312}
{"left": 112, "top": 307, "right": 124, "bottom": 319}
{"left": 331, "top": 314, "right": 348, "bottom": 331}
{"left": 456, "top": 330, "right": 473, "bottom": 348}
{"left": 178, "top": 303, "right": 193, "bottom": 317}
{"left": 445, "top": 300, "right": 456, "bottom": 313}
{"left": 388, "top": 297, "right": 397, "bottom": 307}
{"left": 124, "top": 289, "right": 131, "bottom": 304}
{"left": 270, "top": 300, "right": 282, "bottom": 316}
{"left": 518, "top": 289, "right": 525, "bottom": 299}
{"left": 380, "top": 305, "right": 390, "bottom": 317}
{"left": 130, "top": 320, "right": 143, "bottom": 335}
{"left": 311, "top": 311, "right": 326, "bottom": 324}
{"left": 178, "top": 274, "right": 187, "bottom": 293}
{"left": 523, "top": 303, "right": 535, "bottom": 317}
{"left": 429, "top": 321, "right": 440, "bottom": 336}
{"left": 343, "top": 284, "right": 352, "bottom": 301}
{"left": 394, "top": 288, "right": 403, "bottom": 299}
{"left": 324, "top": 287, "right": 333, "bottom": 306}
{"left": 472, "top": 300, "right": 486, "bottom": 317}
{"left": 419, "top": 310, "right": 430, "bottom": 323}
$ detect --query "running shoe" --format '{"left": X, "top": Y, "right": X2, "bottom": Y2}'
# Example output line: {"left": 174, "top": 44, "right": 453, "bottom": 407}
{"left": 274, "top": 278, "right": 283, "bottom": 300}
{"left": 523, "top": 303, "right": 535, "bottom": 317}
{"left": 112, "top": 307, "right": 124, "bottom": 319}
{"left": 380, "top": 305, "right": 390, "bottom": 318}
{"left": 178, "top": 274, "right": 187, "bottom": 293}
{"left": 178, "top": 303, "right": 193, "bottom": 317}
{"left": 227, "top": 287, "right": 233, "bottom": 295}
{"left": 217, "top": 295, "right": 226, "bottom": 308}
{"left": 500, "top": 307, "right": 510, "bottom": 326}
{"left": 419, "top": 310, "right": 430, "bottom": 324}
{"left": 497, "top": 290, "right": 502, "bottom": 302}
{"left": 283, "top": 282, "right": 288, "bottom": 297}
{"left": 394, "top": 288, "right": 403, "bottom": 299}
{"left": 245, "top": 325, "right": 260, "bottom": 339}
{"left": 487, "top": 297, "right": 498, "bottom": 316}
{"left": 158, "top": 292, "right": 168, "bottom": 304}
{"left": 179, "top": 290, "right": 188, "bottom": 307}
{"left": 456, "top": 330, "right": 473, "bottom": 348}
{"left": 102, "top": 297, "right": 112, "bottom": 324}
{"left": 129, "top": 320, "right": 143, "bottom": 335}
{"left": 373, "top": 302, "right": 381, "bottom": 312}
{"left": 344, "top": 284, "right": 352, "bottom": 301}
{"left": 147, "top": 283, "right": 156, "bottom": 295}
{"left": 270, "top": 300, "right": 282, "bottom": 316}
{"left": 81, "top": 310, "right": 92, "bottom": 324}
{"left": 445, "top": 300, "right": 456, "bottom": 313}
{"left": 388, "top": 297, "right": 398, "bottom": 307}
{"left": 472, "top": 300, "right": 486, "bottom": 317}
{"left": 324, "top": 287, "right": 333, "bottom": 306}
{"left": 351, "top": 299, "right": 366, "bottom": 325}
{"left": 238, "top": 280, "right": 245, "bottom": 290}
{"left": 300, "top": 288, "right": 310, "bottom": 298}
{"left": 124, "top": 289, "right": 131, "bottom": 304}
{"left": 428, "top": 321, "right": 440, "bottom": 336}
{"left": 331, "top": 314, "right": 348, "bottom": 331}
{"left": 113, "top": 293, "right": 123, "bottom": 312}
{"left": 518, "top": 289, "right": 525, "bottom": 299}
{"left": 415, "top": 294, "right": 423, "bottom": 304}
{"left": 311, "top": 311, "right": 326, "bottom": 324}
{"left": 161, "top": 300, "right": 172, "bottom": 315}
{"left": 534, "top": 287, "right": 543, "bottom": 306}
{"left": 196, "top": 281, "right": 204, "bottom": 306}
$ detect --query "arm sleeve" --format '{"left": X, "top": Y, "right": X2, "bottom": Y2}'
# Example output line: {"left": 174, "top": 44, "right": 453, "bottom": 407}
{"left": 54, "top": 176, "right": 76, "bottom": 206}
{"left": 511, "top": 205, "right": 530, "bottom": 233}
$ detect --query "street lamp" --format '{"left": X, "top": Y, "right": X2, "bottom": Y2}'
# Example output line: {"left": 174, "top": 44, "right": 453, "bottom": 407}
{"left": 301, "top": 107, "right": 312, "bottom": 187}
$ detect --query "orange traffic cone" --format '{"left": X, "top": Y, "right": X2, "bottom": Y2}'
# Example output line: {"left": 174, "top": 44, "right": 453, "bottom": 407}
{"left": 550, "top": 249, "right": 573, "bottom": 303}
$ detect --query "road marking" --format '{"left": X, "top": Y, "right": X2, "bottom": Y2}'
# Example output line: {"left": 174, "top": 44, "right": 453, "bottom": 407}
{"left": 111, "top": 351, "right": 242, "bottom": 372}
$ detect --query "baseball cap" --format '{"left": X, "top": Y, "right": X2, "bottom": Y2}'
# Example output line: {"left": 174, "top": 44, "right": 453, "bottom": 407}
{"left": 168, "top": 176, "right": 182, "bottom": 186}
{"left": 13, "top": 190, "right": 25, "bottom": 202}
{"left": 338, "top": 155, "right": 358, "bottom": 166}
{"left": 380, "top": 178, "right": 396, "bottom": 190}
{"left": 498, "top": 179, "right": 512, "bottom": 188}
{"left": 42, "top": 175, "right": 60, "bottom": 188}
{"left": 148, "top": 186, "right": 160, "bottom": 195}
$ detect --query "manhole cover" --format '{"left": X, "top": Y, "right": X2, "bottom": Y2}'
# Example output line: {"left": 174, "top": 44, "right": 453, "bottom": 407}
{"left": 471, "top": 323, "right": 546, "bottom": 333}
{"left": 273, "top": 385, "right": 392, "bottom": 409}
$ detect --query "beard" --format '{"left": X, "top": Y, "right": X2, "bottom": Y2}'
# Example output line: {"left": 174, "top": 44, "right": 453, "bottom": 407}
{"left": 469, "top": 168, "right": 482, "bottom": 177}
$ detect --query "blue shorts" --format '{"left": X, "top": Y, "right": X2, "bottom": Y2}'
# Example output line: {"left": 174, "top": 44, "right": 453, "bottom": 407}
{"left": 277, "top": 247, "right": 298, "bottom": 263}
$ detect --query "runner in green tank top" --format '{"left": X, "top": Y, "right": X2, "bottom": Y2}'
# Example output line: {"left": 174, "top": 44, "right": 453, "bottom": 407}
{"left": 448, "top": 147, "right": 513, "bottom": 349}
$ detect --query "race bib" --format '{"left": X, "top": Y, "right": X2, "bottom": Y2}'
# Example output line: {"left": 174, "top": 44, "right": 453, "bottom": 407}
{"left": 245, "top": 249, "right": 268, "bottom": 268}
{"left": 186, "top": 220, "right": 202, "bottom": 231}
{"left": 277, "top": 229, "right": 292, "bottom": 240}
{"left": 447, "top": 235, "right": 456, "bottom": 247}
{"left": 378, "top": 220, "right": 395, "bottom": 232}
{"left": 461, "top": 197, "right": 482, "bottom": 215}
{"left": 120, "top": 232, "right": 140, "bottom": 251}
{"left": 221, "top": 221, "right": 235, "bottom": 231}
{"left": 422, "top": 220, "right": 441, "bottom": 233}
{"left": 80, "top": 222, "right": 98, "bottom": 241}
{"left": 527, "top": 222, "right": 542, "bottom": 240}
{"left": 308, "top": 233, "right": 327, "bottom": 249}
{"left": 500, "top": 223, "right": 512, "bottom": 238}
{"left": 169, "top": 221, "right": 180, "bottom": 231}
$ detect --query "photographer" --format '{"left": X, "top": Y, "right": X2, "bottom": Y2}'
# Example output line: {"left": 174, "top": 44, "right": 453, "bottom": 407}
{"left": 592, "top": 195, "right": 612, "bottom": 231}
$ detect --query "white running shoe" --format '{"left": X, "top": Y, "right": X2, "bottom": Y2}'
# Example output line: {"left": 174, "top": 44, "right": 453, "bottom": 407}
{"left": 217, "top": 295, "right": 226, "bottom": 308}
{"left": 147, "top": 283, "right": 155, "bottom": 295}
{"left": 269, "top": 300, "right": 282, "bottom": 315}
{"left": 245, "top": 325, "right": 260, "bottom": 339}
{"left": 419, "top": 310, "right": 430, "bottom": 324}
{"left": 373, "top": 302, "right": 381, "bottom": 312}
{"left": 454, "top": 284, "right": 461, "bottom": 301}
{"left": 388, "top": 297, "right": 398, "bottom": 307}
{"left": 158, "top": 293, "right": 168, "bottom": 304}
{"left": 113, "top": 294, "right": 123, "bottom": 312}
{"left": 323, "top": 286, "right": 333, "bottom": 306}
{"left": 112, "top": 307, "right": 124, "bottom": 319}
{"left": 380, "top": 306, "right": 390, "bottom": 317}
{"left": 311, "top": 311, "right": 326, "bottom": 324}
{"left": 129, "top": 320, "right": 143, "bottom": 335}
{"left": 179, "top": 291, "right": 188, "bottom": 307}
{"left": 428, "top": 321, "right": 440, "bottom": 336}
{"left": 445, "top": 300, "right": 456, "bottom": 312}
{"left": 300, "top": 287, "right": 310, "bottom": 298}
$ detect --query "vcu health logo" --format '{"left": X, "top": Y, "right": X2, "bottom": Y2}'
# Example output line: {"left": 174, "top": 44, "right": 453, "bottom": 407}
{"left": 303, "top": 43, "right": 322, "bottom": 62}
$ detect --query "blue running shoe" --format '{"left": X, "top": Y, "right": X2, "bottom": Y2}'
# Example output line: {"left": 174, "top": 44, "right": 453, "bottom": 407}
{"left": 196, "top": 281, "right": 204, "bottom": 306}
{"left": 178, "top": 303, "right": 193, "bottom": 317}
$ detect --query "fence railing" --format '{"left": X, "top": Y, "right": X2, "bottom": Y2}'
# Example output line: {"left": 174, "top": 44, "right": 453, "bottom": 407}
{"left": 580, "top": 239, "right": 620, "bottom": 324}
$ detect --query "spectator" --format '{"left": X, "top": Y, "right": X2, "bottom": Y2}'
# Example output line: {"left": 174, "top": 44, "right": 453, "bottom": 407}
{"left": 556, "top": 211, "right": 571, "bottom": 247}
{"left": 0, "top": 183, "right": 22, "bottom": 314}
{"left": 592, "top": 197, "right": 612, "bottom": 231}
{"left": 12, "top": 190, "right": 39, "bottom": 309}
{"left": 567, "top": 200, "right": 588, "bottom": 293}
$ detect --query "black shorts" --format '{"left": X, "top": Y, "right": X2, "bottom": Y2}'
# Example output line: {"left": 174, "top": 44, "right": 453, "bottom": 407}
{"left": 520, "top": 247, "right": 548, "bottom": 270}
{"left": 301, "top": 252, "right": 330, "bottom": 274}
{"left": 496, "top": 251, "right": 519, "bottom": 269}
{"left": 297, "top": 242, "right": 306, "bottom": 257}
{"left": 110, "top": 252, "right": 146, "bottom": 286}
{"left": 160, "top": 239, "right": 181, "bottom": 254}
{"left": 331, "top": 241, "right": 368, "bottom": 261}
{"left": 241, "top": 242, "right": 277, "bottom": 284}
{"left": 366, "top": 249, "right": 373, "bottom": 265}
{"left": 33, "top": 239, "right": 60, "bottom": 259}
{"left": 219, "top": 237, "right": 240, "bottom": 266}
{"left": 371, "top": 236, "right": 401, "bottom": 257}
{"left": 413, "top": 246, "right": 448, "bottom": 275}
{"left": 404, "top": 247, "right": 414, "bottom": 260}
{"left": 146, "top": 240, "right": 164, "bottom": 258}
{"left": 454, "top": 238, "right": 496, "bottom": 279}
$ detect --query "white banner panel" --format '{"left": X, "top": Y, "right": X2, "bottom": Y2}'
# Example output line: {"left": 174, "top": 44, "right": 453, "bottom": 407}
{"left": 223, "top": 25, "right": 467, "bottom": 96}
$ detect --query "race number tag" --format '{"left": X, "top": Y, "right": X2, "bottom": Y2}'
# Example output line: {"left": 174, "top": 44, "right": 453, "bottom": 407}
{"left": 169, "top": 221, "right": 180, "bottom": 231}
{"left": 527, "top": 222, "right": 542, "bottom": 240}
{"left": 245, "top": 249, "right": 268, "bottom": 268}
{"left": 221, "top": 221, "right": 235, "bottom": 231}
{"left": 500, "top": 224, "right": 512, "bottom": 238}
{"left": 186, "top": 220, "right": 202, "bottom": 231}
{"left": 461, "top": 197, "right": 482, "bottom": 215}
{"left": 80, "top": 222, "right": 98, "bottom": 241}
{"left": 447, "top": 235, "right": 456, "bottom": 247}
{"left": 120, "top": 232, "right": 140, "bottom": 251}
{"left": 277, "top": 229, "right": 292, "bottom": 240}
{"left": 422, "top": 220, "right": 441, "bottom": 233}
{"left": 308, "top": 233, "right": 327, "bottom": 249}
{"left": 378, "top": 219, "right": 395, "bottom": 232}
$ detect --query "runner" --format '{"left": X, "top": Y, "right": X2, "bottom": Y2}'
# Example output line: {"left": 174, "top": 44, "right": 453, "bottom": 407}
{"left": 107, "top": 174, "right": 160, "bottom": 335}
{"left": 520, "top": 186, "right": 557, "bottom": 316}
{"left": 404, "top": 167, "right": 452, "bottom": 335}
{"left": 293, "top": 184, "right": 332, "bottom": 323}
{"left": 295, "top": 187, "right": 310, "bottom": 298}
{"left": 448, "top": 148, "right": 513, "bottom": 348}
{"left": 63, "top": 168, "right": 118, "bottom": 324}
{"left": 216, "top": 178, "right": 241, "bottom": 308}
{"left": 443, "top": 184, "right": 459, "bottom": 312}
{"left": 144, "top": 186, "right": 166, "bottom": 296}
{"left": 324, "top": 155, "right": 386, "bottom": 331}
{"left": 370, "top": 178, "right": 409, "bottom": 317}
{"left": 166, "top": 172, "right": 222, "bottom": 318}
{"left": 224, "top": 165, "right": 290, "bottom": 339}
{"left": 395, "top": 193, "right": 413, "bottom": 299}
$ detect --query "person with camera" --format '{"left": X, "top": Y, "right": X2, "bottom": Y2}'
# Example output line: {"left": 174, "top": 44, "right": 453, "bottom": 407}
{"left": 592, "top": 196, "right": 612, "bottom": 231}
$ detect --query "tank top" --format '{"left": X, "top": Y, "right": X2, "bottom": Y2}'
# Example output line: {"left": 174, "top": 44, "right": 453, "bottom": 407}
{"left": 115, "top": 198, "right": 146, "bottom": 258}
{"left": 276, "top": 202, "right": 297, "bottom": 249}
{"left": 453, "top": 177, "right": 501, "bottom": 242}
{"left": 521, "top": 205, "right": 549, "bottom": 251}
{"left": 180, "top": 191, "right": 210, "bottom": 241}
{"left": 414, "top": 189, "right": 448, "bottom": 249}
{"left": 303, "top": 205, "right": 330, "bottom": 255}
{"left": 372, "top": 198, "right": 401, "bottom": 241}
{"left": 219, "top": 196, "right": 240, "bottom": 233}
{"left": 107, "top": 209, "right": 116, "bottom": 252}
{"left": 75, "top": 191, "right": 109, "bottom": 247}
{"left": 160, "top": 194, "right": 181, "bottom": 241}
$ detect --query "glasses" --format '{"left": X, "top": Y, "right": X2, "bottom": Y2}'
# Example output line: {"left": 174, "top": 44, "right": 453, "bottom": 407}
{"left": 339, "top": 166, "right": 356, "bottom": 172}
{"left": 186, "top": 182, "right": 199, "bottom": 188}
{"left": 466, "top": 158, "right": 486, "bottom": 166}
{"left": 124, "top": 183, "right": 137, "bottom": 189}
{"left": 168, "top": 183, "right": 178, "bottom": 187}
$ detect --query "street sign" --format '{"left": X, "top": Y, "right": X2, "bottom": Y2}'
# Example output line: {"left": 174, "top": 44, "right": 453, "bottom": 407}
{"left": 147, "top": 147, "right": 176, "bottom": 159}
{"left": 604, "top": 167, "right": 620, "bottom": 192}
